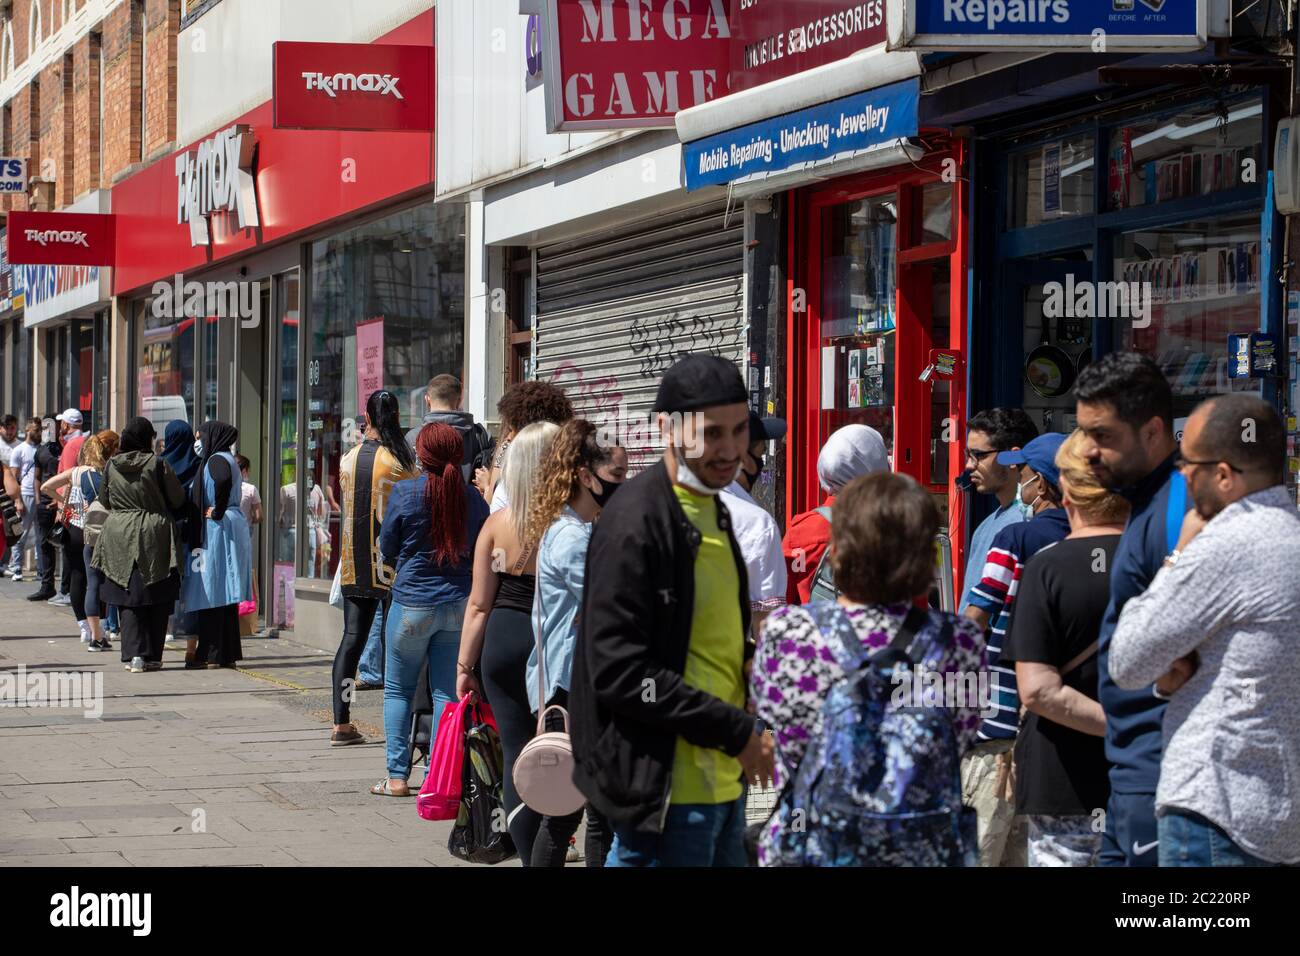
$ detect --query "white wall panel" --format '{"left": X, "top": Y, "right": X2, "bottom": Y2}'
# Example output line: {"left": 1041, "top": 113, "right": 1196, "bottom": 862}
{"left": 178, "top": 0, "right": 432, "bottom": 145}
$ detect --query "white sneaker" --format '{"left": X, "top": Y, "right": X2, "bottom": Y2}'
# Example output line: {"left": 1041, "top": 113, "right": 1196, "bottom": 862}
{"left": 49, "top": 593, "right": 72, "bottom": 606}
{"left": 165, "top": 633, "right": 176, "bottom": 643}
{"left": 79, "top": 621, "right": 92, "bottom": 644}
{"left": 7, "top": 569, "right": 21, "bottom": 582}
{"left": 129, "top": 657, "right": 145, "bottom": 674}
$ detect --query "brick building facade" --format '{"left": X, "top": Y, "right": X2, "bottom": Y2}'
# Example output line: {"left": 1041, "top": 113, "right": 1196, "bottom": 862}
{"left": 0, "top": 0, "right": 178, "bottom": 213}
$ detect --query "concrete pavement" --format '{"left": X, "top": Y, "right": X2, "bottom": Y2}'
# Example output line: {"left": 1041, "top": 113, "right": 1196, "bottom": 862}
{"left": 0, "top": 575, "right": 508, "bottom": 867}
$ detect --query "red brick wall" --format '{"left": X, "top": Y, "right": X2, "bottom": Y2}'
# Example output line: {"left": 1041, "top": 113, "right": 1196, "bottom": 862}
{"left": 143, "top": 0, "right": 177, "bottom": 160}
{"left": 72, "top": 31, "right": 101, "bottom": 198}
{"left": 101, "top": 0, "right": 142, "bottom": 182}
{"left": 1, "top": 0, "right": 176, "bottom": 206}
{"left": 37, "top": 55, "right": 73, "bottom": 206}
{"left": 2, "top": 83, "right": 39, "bottom": 212}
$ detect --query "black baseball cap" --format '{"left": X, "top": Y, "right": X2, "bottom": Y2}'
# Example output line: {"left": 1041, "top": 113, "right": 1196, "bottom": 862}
{"left": 749, "top": 410, "right": 787, "bottom": 444}
{"left": 653, "top": 355, "right": 747, "bottom": 414}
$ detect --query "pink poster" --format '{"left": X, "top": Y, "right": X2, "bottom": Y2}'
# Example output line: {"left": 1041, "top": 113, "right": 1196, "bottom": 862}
{"left": 272, "top": 562, "right": 295, "bottom": 630}
{"left": 356, "top": 317, "right": 385, "bottom": 413}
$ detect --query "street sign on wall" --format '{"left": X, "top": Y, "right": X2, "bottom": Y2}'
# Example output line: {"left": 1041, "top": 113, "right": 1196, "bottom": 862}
{"left": 684, "top": 77, "right": 919, "bottom": 189}
{"left": 273, "top": 41, "right": 435, "bottom": 131}
{"left": 888, "top": 0, "right": 1207, "bottom": 51}
{"left": 730, "top": 0, "right": 887, "bottom": 95}
{"left": 0, "top": 157, "right": 27, "bottom": 195}
{"left": 543, "top": 0, "right": 733, "bottom": 131}
{"left": 6, "top": 212, "right": 117, "bottom": 267}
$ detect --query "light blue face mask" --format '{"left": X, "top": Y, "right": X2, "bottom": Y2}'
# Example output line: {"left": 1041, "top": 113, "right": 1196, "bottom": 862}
{"left": 1017, "top": 473, "right": 1042, "bottom": 518}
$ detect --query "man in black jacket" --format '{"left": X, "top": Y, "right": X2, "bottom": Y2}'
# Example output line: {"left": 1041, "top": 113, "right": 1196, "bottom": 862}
{"left": 570, "top": 354, "right": 774, "bottom": 867}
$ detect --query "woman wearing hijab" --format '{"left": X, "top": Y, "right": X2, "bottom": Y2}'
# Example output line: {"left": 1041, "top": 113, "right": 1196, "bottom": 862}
{"left": 181, "top": 421, "right": 252, "bottom": 669}
{"left": 160, "top": 420, "right": 201, "bottom": 489}
{"left": 160, "top": 419, "right": 202, "bottom": 664}
{"left": 91, "top": 417, "right": 187, "bottom": 673}
{"left": 331, "top": 390, "right": 418, "bottom": 746}
{"left": 781, "top": 424, "right": 890, "bottom": 605}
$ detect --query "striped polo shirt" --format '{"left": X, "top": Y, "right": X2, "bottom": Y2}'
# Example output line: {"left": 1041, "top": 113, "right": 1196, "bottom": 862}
{"left": 967, "top": 507, "right": 1071, "bottom": 740}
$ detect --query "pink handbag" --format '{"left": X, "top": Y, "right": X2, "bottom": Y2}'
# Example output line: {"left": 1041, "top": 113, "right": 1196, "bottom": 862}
{"left": 418, "top": 696, "right": 497, "bottom": 821}
{"left": 512, "top": 583, "right": 586, "bottom": 817}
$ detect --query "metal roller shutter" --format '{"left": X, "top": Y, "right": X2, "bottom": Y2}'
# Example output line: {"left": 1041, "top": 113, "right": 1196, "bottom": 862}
{"left": 534, "top": 200, "right": 745, "bottom": 474}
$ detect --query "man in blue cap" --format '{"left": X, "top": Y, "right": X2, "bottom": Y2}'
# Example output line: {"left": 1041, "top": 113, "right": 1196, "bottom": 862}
{"left": 962, "top": 431, "right": 1071, "bottom": 866}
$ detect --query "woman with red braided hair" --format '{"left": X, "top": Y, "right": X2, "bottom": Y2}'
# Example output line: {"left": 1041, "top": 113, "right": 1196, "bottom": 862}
{"left": 370, "top": 421, "right": 490, "bottom": 798}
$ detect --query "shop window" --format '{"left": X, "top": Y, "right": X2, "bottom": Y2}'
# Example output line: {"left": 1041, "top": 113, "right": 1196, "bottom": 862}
{"left": 821, "top": 194, "right": 898, "bottom": 464}
{"left": 271, "top": 270, "right": 301, "bottom": 624}
{"left": 1008, "top": 133, "right": 1094, "bottom": 229}
{"left": 507, "top": 247, "right": 533, "bottom": 386}
{"left": 305, "top": 202, "right": 466, "bottom": 581}
{"left": 915, "top": 182, "right": 953, "bottom": 245}
{"left": 1114, "top": 214, "right": 1262, "bottom": 418}
{"left": 136, "top": 298, "right": 196, "bottom": 433}
{"left": 1106, "top": 97, "right": 1262, "bottom": 212}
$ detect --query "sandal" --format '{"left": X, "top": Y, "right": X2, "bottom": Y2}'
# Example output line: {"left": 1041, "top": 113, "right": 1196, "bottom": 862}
{"left": 370, "top": 779, "right": 412, "bottom": 798}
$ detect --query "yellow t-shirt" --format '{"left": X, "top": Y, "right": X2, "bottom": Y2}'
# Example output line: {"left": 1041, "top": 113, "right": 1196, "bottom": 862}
{"left": 670, "top": 485, "right": 746, "bottom": 806}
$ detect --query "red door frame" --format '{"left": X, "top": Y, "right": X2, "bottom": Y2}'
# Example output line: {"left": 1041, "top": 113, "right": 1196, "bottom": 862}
{"left": 785, "top": 136, "right": 970, "bottom": 603}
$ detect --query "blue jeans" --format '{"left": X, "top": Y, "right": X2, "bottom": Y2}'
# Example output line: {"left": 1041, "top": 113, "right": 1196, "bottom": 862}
{"left": 1158, "top": 809, "right": 1273, "bottom": 867}
{"left": 606, "top": 793, "right": 748, "bottom": 867}
{"left": 382, "top": 599, "right": 464, "bottom": 781}
{"left": 358, "top": 609, "right": 384, "bottom": 684}
{"left": 105, "top": 603, "right": 120, "bottom": 633}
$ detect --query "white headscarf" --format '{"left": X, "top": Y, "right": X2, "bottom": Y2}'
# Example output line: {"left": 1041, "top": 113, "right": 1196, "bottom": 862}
{"left": 817, "top": 424, "right": 889, "bottom": 494}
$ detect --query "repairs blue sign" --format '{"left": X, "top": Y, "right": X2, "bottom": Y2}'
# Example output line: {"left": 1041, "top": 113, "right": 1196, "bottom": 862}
{"left": 893, "top": 0, "right": 1206, "bottom": 50}
{"left": 684, "top": 78, "right": 919, "bottom": 191}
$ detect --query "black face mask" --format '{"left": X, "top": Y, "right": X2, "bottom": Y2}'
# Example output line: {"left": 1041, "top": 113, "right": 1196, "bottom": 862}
{"left": 741, "top": 453, "right": 765, "bottom": 488}
{"left": 589, "top": 476, "right": 623, "bottom": 509}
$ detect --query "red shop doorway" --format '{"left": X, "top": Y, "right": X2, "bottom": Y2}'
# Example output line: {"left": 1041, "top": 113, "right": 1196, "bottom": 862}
{"left": 786, "top": 137, "right": 970, "bottom": 602}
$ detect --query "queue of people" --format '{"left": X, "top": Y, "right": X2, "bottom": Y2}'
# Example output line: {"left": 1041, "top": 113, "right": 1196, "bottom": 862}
{"left": 5, "top": 346, "right": 1296, "bottom": 871}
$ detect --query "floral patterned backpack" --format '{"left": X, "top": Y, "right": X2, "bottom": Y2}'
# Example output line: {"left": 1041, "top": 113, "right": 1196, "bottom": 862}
{"left": 765, "top": 601, "right": 977, "bottom": 867}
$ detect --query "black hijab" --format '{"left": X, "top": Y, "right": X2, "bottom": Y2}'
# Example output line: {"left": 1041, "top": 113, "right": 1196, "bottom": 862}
{"left": 119, "top": 417, "right": 156, "bottom": 454}
{"left": 161, "top": 419, "right": 201, "bottom": 489}
{"left": 189, "top": 420, "right": 239, "bottom": 550}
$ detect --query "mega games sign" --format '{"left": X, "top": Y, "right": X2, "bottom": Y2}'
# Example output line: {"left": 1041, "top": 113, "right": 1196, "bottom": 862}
{"left": 273, "top": 41, "right": 435, "bottom": 131}
{"left": 731, "top": 1, "right": 887, "bottom": 95}
{"left": 685, "top": 77, "right": 918, "bottom": 189}
{"left": 543, "top": 0, "right": 733, "bottom": 131}
{"left": 889, "top": 0, "right": 1206, "bottom": 50}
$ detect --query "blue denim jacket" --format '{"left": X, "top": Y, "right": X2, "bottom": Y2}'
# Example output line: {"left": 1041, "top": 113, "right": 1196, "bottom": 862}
{"left": 527, "top": 507, "right": 591, "bottom": 713}
{"left": 379, "top": 476, "right": 488, "bottom": 608}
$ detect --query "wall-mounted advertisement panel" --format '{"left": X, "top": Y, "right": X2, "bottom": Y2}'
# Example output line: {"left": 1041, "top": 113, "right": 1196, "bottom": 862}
{"left": 887, "top": 0, "right": 1207, "bottom": 52}
{"left": 543, "top": 0, "right": 732, "bottom": 131}
{"left": 730, "top": 0, "right": 887, "bottom": 94}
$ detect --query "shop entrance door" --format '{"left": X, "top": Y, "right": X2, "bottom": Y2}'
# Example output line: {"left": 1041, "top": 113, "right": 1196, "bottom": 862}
{"left": 995, "top": 251, "right": 1095, "bottom": 439}
{"left": 237, "top": 281, "right": 270, "bottom": 629}
{"left": 793, "top": 157, "right": 967, "bottom": 556}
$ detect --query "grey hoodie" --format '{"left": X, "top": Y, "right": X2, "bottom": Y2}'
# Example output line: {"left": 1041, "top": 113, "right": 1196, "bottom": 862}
{"left": 404, "top": 410, "right": 491, "bottom": 484}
